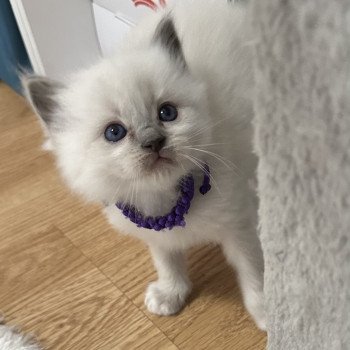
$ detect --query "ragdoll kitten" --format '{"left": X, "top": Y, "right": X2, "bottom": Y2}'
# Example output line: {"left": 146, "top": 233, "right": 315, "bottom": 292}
{"left": 24, "top": 0, "right": 265, "bottom": 330}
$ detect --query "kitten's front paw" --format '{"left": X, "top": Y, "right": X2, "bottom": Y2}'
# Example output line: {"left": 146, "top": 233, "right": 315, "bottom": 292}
{"left": 145, "top": 280, "right": 191, "bottom": 316}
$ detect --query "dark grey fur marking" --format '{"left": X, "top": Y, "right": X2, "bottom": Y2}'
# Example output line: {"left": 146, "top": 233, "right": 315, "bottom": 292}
{"left": 153, "top": 17, "right": 186, "bottom": 67}
{"left": 24, "top": 76, "right": 62, "bottom": 126}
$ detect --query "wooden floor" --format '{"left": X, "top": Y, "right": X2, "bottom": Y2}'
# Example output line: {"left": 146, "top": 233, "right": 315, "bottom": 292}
{"left": 0, "top": 82, "right": 266, "bottom": 350}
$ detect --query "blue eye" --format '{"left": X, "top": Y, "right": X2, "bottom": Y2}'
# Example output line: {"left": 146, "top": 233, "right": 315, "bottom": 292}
{"left": 158, "top": 103, "right": 178, "bottom": 122}
{"left": 104, "top": 123, "right": 127, "bottom": 142}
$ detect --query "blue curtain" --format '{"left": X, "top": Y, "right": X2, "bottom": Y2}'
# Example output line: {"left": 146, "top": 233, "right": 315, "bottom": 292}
{"left": 0, "top": 1, "right": 31, "bottom": 94}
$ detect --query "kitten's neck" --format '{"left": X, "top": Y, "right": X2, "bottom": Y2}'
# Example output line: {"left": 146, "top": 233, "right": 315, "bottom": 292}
{"left": 129, "top": 186, "right": 180, "bottom": 217}
{"left": 114, "top": 169, "right": 203, "bottom": 217}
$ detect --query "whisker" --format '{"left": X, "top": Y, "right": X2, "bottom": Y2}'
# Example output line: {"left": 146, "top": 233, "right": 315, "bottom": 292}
{"left": 178, "top": 159, "right": 187, "bottom": 174}
{"left": 111, "top": 183, "right": 121, "bottom": 204}
{"left": 131, "top": 177, "right": 136, "bottom": 207}
{"left": 184, "top": 146, "right": 241, "bottom": 176}
{"left": 134, "top": 176, "right": 140, "bottom": 210}
{"left": 184, "top": 153, "right": 224, "bottom": 197}
{"left": 187, "top": 115, "right": 232, "bottom": 141}
{"left": 180, "top": 153, "right": 223, "bottom": 197}
{"left": 123, "top": 177, "right": 134, "bottom": 210}
{"left": 186, "top": 142, "right": 230, "bottom": 148}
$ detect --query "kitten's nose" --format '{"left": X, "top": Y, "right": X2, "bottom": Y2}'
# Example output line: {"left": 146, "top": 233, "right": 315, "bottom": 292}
{"left": 142, "top": 136, "right": 166, "bottom": 153}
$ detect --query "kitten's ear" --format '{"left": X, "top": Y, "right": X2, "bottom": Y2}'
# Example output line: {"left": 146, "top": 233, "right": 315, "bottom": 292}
{"left": 22, "top": 75, "right": 64, "bottom": 129}
{"left": 153, "top": 17, "right": 186, "bottom": 68}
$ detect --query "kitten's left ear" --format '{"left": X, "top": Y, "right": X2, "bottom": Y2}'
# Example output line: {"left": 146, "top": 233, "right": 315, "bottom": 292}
{"left": 22, "top": 75, "right": 64, "bottom": 130}
{"left": 153, "top": 16, "right": 187, "bottom": 69}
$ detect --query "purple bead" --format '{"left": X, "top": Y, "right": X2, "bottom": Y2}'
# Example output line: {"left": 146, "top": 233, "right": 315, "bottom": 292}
{"left": 143, "top": 221, "right": 151, "bottom": 229}
{"left": 175, "top": 206, "right": 185, "bottom": 215}
{"left": 167, "top": 213, "right": 175, "bottom": 222}
{"left": 175, "top": 215, "right": 182, "bottom": 225}
{"left": 158, "top": 217, "right": 166, "bottom": 226}
{"left": 146, "top": 217, "right": 155, "bottom": 227}
{"left": 154, "top": 224, "right": 162, "bottom": 231}
{"left": 165, "top": 221, "right": 173, "bottom": 229}
{"left": 183, "top": 200, "right": 190, "bottom": 209}
{"left": 182, "top": 182, "right": 189, "bottom": 190}
{"left": 135, "top": 213, "right": 143, "bottom": 225}
{"left": 181, "top": 197, "right": 189, "bottom": 205}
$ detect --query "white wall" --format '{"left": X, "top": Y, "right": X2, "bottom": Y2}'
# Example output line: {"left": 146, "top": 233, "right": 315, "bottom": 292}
{"left": 11, "top": 0, "right": 101, "bottom": 80}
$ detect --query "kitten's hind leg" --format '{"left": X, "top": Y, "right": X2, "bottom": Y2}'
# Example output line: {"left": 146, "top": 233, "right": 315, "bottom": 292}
{"left": 222, "top": 231, "right": 266, "bottom": 330}
{"left": 145, "top": 244, "right": 192, "bottom": 316}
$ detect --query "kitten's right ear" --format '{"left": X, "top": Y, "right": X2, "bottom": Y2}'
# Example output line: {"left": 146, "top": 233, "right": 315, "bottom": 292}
{"left": 153, "top": 17, "right": 186, "bottom": 69}
{"left": 22, "top": 75, "right": 64, "bottom": 129}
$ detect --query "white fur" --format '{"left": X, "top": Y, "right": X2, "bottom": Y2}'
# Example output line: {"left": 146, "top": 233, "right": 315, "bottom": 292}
{"left": 0, "top": 318, "right": 41, "bottom": 350}
{"left": 29, "top": 0, "right": 265, "bottom": 329}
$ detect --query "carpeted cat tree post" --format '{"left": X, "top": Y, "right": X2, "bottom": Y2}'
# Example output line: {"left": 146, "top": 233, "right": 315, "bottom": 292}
{"left": 251, "top": 1, "right": 350, "bottom": 349}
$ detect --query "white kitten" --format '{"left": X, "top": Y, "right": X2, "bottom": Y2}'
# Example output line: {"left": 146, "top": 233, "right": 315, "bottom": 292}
{"left": 24, "top": 0, "right": 265, "bottom": 330}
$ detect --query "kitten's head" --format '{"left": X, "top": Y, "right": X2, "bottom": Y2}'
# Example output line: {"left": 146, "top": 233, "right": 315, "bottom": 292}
{"left": 23, "top": 18, "right": 211, "bottom": 204}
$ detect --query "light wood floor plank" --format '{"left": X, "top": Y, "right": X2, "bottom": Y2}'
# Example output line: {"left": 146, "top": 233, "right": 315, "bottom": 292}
{"left": 0, "top": 223, "right": 176, "bottom": 349}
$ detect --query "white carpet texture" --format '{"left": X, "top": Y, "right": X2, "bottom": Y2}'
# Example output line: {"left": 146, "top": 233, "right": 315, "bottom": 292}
{"left": 0, "top": 318, "right": 41, "bottom": 350}
{"left": 251, "top": 0, "right": 350, "bottom": 349}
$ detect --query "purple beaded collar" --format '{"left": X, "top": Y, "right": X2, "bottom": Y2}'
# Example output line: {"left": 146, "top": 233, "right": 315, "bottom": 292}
{"left": 116, "top": 165, "right": 211, "bottom": 231}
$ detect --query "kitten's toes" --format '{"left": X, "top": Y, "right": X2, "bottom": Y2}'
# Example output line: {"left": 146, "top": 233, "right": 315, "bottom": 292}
{"left": 244, "top": 290, "right": 267, "bottom": 331}
{"left": 145, "top": 280, "right": 191, "bottom": 316}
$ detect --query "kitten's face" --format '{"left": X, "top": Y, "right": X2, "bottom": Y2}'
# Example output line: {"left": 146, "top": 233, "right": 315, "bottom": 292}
{"left": 57, "top": 51, "right": 210, "bottom": 202}
{"left": 24, "top": 19, "right": 211, "bottom": 204}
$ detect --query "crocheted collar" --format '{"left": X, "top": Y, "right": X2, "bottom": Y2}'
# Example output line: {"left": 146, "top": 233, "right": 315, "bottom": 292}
{"left": 116, "top": 164, "right": 211, "bottom": 231}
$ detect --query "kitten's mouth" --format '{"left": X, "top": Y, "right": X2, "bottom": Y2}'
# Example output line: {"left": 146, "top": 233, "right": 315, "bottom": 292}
{"left": 145, "top": 150, "right": 175, "bottom": 171}
{"left": 153, "top": 153, "right": 174, "bottom": 166}
{"left": 155, "top": 155, "right": 173, "bottom": 165}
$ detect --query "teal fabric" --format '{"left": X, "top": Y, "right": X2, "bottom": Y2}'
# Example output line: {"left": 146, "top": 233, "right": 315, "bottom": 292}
{"left": 0, "top": 1, "right": 31, "bottom": 93}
